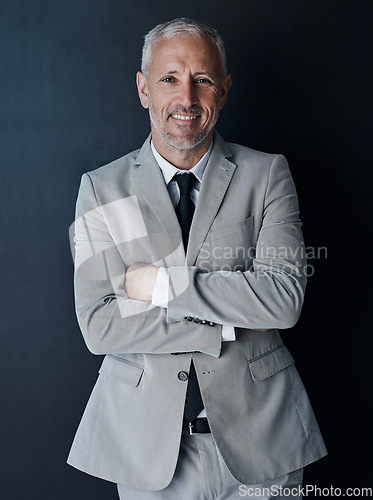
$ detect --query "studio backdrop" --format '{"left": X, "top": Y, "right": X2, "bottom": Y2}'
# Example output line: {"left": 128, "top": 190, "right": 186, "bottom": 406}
{"left": 1, "top": 1, "right": 372, "bottom": 498}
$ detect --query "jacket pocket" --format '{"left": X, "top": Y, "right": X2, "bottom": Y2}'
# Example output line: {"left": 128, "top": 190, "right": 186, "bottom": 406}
{"left": 248, "top": 344, "right": 294, "bottom": 382}
{"left": 209, "top": 215, "right": 254, "bottom": 242}
{"left": 99, "top": 354, "right": 144, "bottom": 387}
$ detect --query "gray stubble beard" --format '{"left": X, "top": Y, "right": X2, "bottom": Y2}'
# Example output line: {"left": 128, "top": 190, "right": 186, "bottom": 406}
{"left": 147, "top": 95, "right": 218, "bottom": 151}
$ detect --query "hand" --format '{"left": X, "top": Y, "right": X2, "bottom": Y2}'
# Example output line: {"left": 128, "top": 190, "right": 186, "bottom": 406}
{"left": 124, "top": 263, "right": 159, "bottom": 302}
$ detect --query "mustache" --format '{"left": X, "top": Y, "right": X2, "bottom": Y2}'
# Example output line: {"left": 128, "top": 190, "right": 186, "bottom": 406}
{"left": 167, "top": 105, "right": 203, "bottom": 115}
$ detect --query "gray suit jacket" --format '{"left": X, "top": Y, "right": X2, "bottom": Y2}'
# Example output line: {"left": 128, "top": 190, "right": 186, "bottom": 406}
{"left": 67, "top": 132, "right": 327, "bottom": 490}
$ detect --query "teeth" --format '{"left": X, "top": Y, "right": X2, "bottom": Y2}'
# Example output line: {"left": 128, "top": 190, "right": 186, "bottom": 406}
{"left": 172, "top": 114, "right": 198, "bottom": 120}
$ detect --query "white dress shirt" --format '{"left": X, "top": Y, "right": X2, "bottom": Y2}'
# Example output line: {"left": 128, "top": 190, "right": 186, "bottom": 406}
{"left": 150, "top": 141, "right": 235, "bottom": 418}
{"left": 150, "top": 140, "right": 236, "bottom": 344}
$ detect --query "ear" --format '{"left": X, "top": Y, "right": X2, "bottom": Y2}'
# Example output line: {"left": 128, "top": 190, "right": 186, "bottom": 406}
{"left": 136, "top": 71, "right": 149, "bottom": 109}
{"left": 218, "top": 74, "right": 232, "bottom": 110}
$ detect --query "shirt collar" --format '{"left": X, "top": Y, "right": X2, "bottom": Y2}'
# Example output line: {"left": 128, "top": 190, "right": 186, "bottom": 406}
{"left": 150, "top": 139, "right": 213, "bottom": 185}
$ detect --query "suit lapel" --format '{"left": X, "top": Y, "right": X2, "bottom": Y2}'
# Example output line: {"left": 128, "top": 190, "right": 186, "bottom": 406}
{"left": 132, "top": 132, "right": 237, "bottom": 267}
{"left": 187, "top": 132, "right": 237, "bottom": 265}
{"left": 132, "top": 135, "right": 185, "bottom": 265}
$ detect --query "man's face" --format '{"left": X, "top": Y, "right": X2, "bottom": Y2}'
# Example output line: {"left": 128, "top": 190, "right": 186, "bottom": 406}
{"left": 137, "top": 34, "right": 231, "bottom": 152}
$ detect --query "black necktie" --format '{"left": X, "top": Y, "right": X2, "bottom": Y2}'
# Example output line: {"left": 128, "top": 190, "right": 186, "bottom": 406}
{"left": 174, "top": 173, "right": 197, "bottom": 250}
{"left": 173, "top": 173, "right": 204, "bottom": 423}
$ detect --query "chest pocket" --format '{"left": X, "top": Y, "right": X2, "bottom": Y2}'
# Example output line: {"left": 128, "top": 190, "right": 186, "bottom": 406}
{"left": 197, "top": 216, "right": 255, "bottom": 272}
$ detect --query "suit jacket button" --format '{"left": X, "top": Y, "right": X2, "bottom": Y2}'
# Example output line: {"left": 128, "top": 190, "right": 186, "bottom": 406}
{"left": 209, "top": 322, "right": 215, "bottom": 327}
{"left": 177, "top": 371, "right": 189, "bottom": 381}
{"left": 186, "top": 316, "right": 194, "bottom": 322}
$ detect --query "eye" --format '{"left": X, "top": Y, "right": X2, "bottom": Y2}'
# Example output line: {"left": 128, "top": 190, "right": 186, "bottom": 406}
{"left": 161, "top": 77, "right": 176, "bottom": 83}
{"left": 196, "top": 78, "right": 212, "bottom": 84}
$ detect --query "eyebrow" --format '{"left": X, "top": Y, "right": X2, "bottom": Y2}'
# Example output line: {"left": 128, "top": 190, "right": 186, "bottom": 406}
{"left": 162, "top": 70, "right": 215, "bottom": 77}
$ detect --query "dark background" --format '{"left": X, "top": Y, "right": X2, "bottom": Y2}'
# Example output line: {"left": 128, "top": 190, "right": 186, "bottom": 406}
{"left": 1, "top": 0, "right": 372, "bottom": 498}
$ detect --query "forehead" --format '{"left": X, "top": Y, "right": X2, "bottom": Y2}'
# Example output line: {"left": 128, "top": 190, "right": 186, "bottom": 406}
{"left": 150, "top": 34, "right": 220, "bottom": 75}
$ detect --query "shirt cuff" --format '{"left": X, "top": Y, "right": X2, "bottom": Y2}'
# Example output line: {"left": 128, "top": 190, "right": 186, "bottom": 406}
{"left": 153, "top": 268, "right": 235, "bottom": 341}
{"left": 151, "top": 267, "right": 170, "bottom": 308}
{"left": 222, "top": 325, "right": 236, "bottom": 342}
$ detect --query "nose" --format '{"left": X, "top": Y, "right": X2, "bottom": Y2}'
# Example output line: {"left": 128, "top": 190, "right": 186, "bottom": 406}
{"left": 177, "top": 80, "right": 198, "bottom": 108}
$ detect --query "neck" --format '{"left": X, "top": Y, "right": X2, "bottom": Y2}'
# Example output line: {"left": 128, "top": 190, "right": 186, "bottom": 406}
{"left": 151, "top": 130, "right": 213, "bottom": 170}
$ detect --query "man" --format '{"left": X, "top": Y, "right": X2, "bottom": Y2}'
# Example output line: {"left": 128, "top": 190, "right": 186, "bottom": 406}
{"left": 68, "top": 18, "right": 327, "bottom": 499}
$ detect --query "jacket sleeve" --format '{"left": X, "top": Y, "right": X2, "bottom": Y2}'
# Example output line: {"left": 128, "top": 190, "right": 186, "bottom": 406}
{"left": 166, "top": 155, "right": 307, "bottom": 329}
{"left": 72, "top": 173, "right": 221, "bottom": 356}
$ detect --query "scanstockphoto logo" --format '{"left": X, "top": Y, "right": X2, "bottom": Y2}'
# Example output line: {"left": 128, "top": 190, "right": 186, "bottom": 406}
{"left": 197, "top": 242, "right": 327, "bottom": 276}
{"left": 69, "top": 195, "right": 190, "bottom": 319}
{"left": 239, "top": 485, "right": 373, "bottom": 497}
{"left": 69, "top": 194, "right": 327, "bottom": 317}
{"left": 199, "top": 242, "right": 327, "bottom": 263}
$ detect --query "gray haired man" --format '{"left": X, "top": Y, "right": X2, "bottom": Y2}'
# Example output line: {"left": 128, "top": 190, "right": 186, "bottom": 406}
{"left": 68, "top": 18, "right": 327, "bottom": 499}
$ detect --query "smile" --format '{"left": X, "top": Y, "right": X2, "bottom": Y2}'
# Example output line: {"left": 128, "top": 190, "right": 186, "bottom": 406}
{"left": 171, "top": 114, "right": 199, "bottom": 120}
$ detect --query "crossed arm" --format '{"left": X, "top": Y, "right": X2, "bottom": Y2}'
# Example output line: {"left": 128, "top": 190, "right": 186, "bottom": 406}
{"left": 73, "top": 155, "right": 305, "bottom": 355}
{"left": 125, "top": 262, "right": 159, "bottom": 302}
{"left": 124, "top": 264, "right": 269, "bottom": 332}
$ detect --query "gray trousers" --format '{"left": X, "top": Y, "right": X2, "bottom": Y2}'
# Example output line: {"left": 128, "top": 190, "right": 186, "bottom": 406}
{"left": 117, "top": 432, "right": 304, "bottom": 499}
